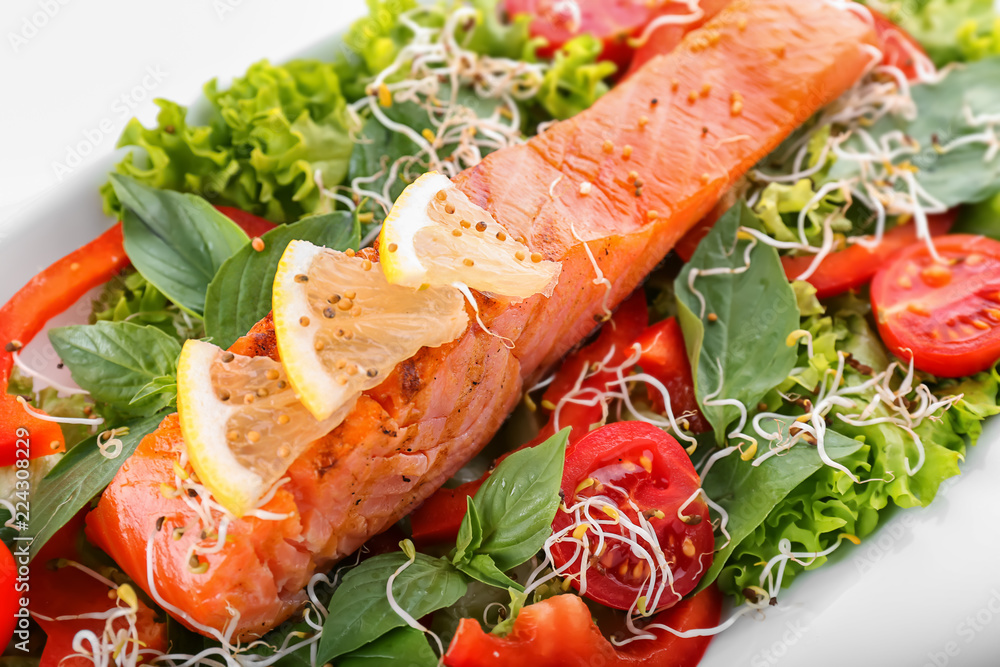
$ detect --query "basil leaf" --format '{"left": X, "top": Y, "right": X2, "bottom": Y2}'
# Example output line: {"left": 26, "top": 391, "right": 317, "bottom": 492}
{"left": 675, "top": 203, "right": 799, "bottom": 443}
{"left": 452, "top": 496, "right": 483, "bottom": 564}
{"left": 111, "top": 174, "right": 248, "bottom": 317}
{"left": 455, "top": 554, "right": 522, "bottom": 592}
{"left": 129, "top": 376, "right": 178, "bottom": 411}
{"left": 338, "top": 628, "right": 438, "bottom": 667}
{"left": 829, "top": 58, "right": 1000, "bottom": 207}
{"left": 462, "top": 428, "right": 569, "bottom": 572}
{"left": 49, "top": 322, "right": 182, "bottom": 416}
{"left": 28, "top": 411, "right": 166, "bottom": 558}
{"left": 204, "top": 211, "right": 360, "bottom": 348}
{"left": 317, "top": 553, "right": 467, "bottom": 661}
{"left": 696, "top": 421, "right": 863, "bottom": 592}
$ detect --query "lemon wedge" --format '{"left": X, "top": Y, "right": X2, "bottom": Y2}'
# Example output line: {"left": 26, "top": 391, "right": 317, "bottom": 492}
{"left": 272, "top": 241, "right": 469, "bottom": 421}
{"left": 176, "top": 339, "right": 355, "bottom": 517}
{"left": 378, "top": 172, "right": 561, "bottom": 298}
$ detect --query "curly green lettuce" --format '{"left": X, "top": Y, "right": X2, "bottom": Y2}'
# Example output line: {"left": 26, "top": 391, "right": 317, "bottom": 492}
{"left": 715, "top": 298, "right": 1000, "bottom": 597}
{"left": 101, "top": 59, "right": 353, "bottom": 223}
{"left": 536, "top": 35, "right": 617, "bottom": 120}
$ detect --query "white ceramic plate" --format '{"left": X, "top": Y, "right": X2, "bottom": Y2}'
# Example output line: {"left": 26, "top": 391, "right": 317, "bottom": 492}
{"left": 3, "top": 7, "right": 1000, "bottom": 667}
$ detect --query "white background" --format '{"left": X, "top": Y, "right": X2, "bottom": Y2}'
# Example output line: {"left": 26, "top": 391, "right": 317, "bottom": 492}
{"left": 0, "top": 0, "right": 368, "bottom": 224}
{"left": 3, "top": 2, "right": 1000, "bottom": 666}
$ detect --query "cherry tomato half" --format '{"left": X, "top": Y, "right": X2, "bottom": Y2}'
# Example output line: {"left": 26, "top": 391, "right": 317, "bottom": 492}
{"left": 871, "top": 235, "right": 1000, "bottom": 378}
{"left": 551, "top": 421, "right": 713, "bottom": 612}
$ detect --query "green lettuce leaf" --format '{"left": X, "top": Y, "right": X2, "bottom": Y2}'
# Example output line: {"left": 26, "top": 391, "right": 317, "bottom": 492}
{"left": 91, "top": 271, "right": 203, "bottom": 342}
{"left": 537, "top": 35, "right": 617, "bottom": 120}
{"left": 335, "top": 0, "right": 423, "bottom": 101}
{"left": 102, "top": 59, "right": 353, "bottom": 224}
{"left": 461, "top": 0, "right": 540, "bottom": 62}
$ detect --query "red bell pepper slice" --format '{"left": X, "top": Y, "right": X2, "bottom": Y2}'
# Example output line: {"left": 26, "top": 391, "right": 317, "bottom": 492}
{"left": 0, "top": 538, "right": 17, "bottom": 649}
{"left": 780, "top": 212, "right": 955, "bottom": 299}
{"left": 0, "top": 223, "right": 129, "bottom": 464}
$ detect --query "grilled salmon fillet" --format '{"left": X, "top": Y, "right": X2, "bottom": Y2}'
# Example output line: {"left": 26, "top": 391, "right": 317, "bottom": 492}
{"left": 87, "top": 0, "right": 878, "bottom": 638}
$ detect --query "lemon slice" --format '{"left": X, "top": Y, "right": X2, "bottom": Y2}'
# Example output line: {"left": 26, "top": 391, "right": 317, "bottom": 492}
{"left": 176, "top": 339, "right": 356, "bottom": 517}
{"left": 272, "top": 241, "right": 469, "bottom": 421}
{"left": 378, "top": 172, "right": 561, "bottom": 298}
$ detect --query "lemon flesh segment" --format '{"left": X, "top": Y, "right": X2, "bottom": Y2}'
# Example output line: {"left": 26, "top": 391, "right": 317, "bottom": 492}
{"left": 379, "top": 171, "right": 562, "bottom": 298}
{"left": 176, "top": 339, "right": 356, "bottom": 517}
{"left": 273, "top": 240, "right": 470, "bottom": 421}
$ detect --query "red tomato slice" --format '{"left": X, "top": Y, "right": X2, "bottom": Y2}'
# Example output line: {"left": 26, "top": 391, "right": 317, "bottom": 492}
{"left": 871, "top": 235, "right": 1000, "bottom": 378}
{"left": 0, "top": 539, "right": 17, "bottom": 649}
{"left": 635, "top": 317, "right": 708, "bottom": 432}
{"left": 552, "top": 422, "right": 713, "bottom": 612}
{"left": 505, "top": 0, "right": 709, "bottom": 70}
{"left": 869, "top": 8, "right": 932, "bottom": 81}
{"left": 443, "top": 585, "right": 722, "bottom": 667}
{"left": 782, "top": 213, "right": 956, "bottom": 299}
